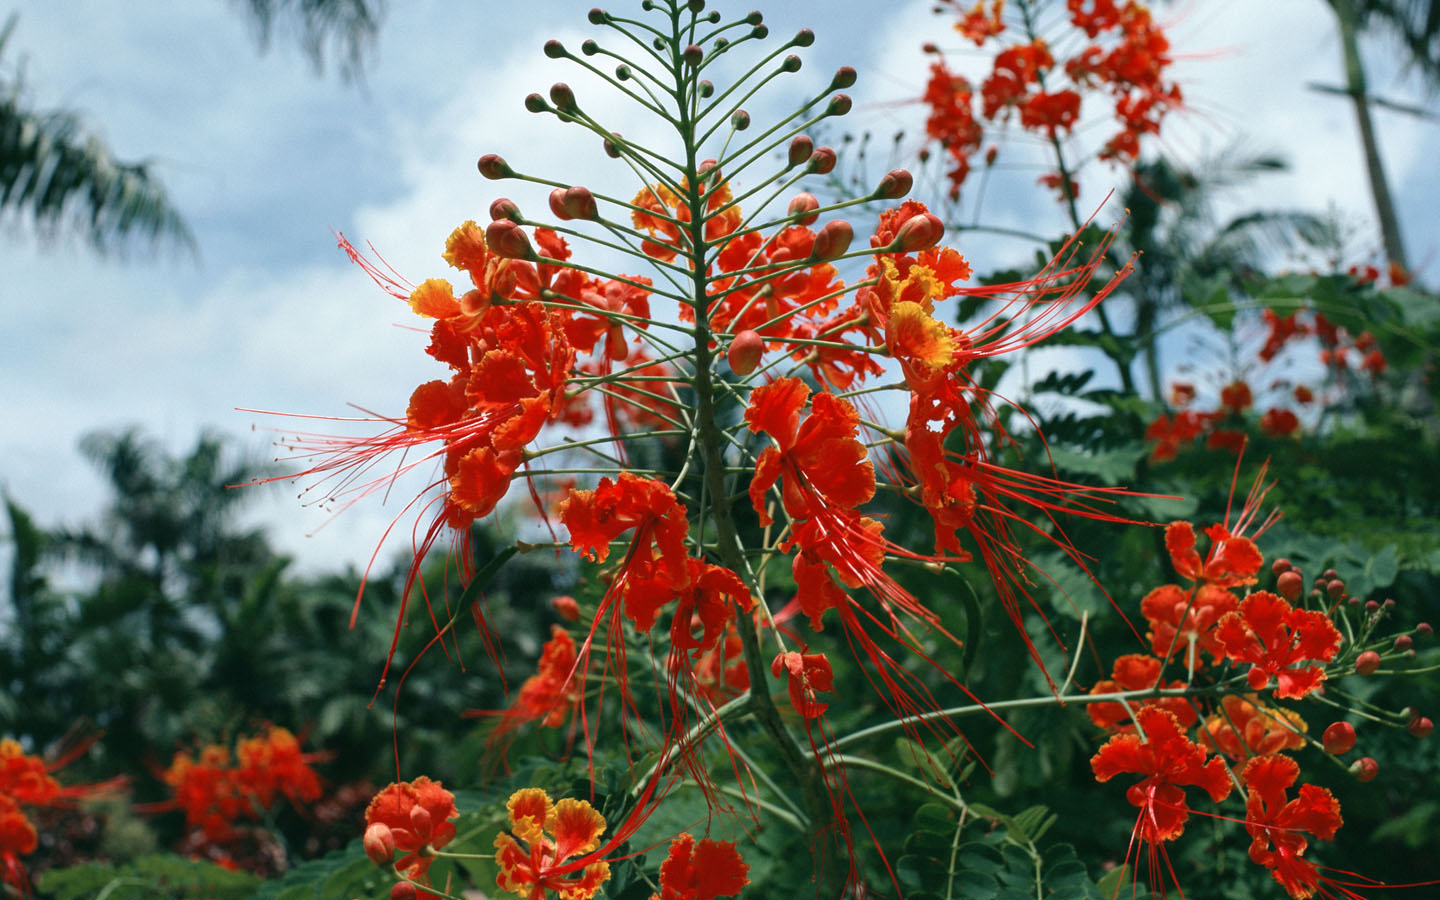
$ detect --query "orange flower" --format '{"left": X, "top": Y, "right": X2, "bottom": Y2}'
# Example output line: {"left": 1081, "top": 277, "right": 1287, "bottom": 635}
{"left": 1241, "top": 755, "right": 1343, "bottom": 899}
{"left": 1139, "top": 583, "right": 1237, "bottom": 666}
{"left": 494, "top": 788, "right": 611, "bottom": 900}
{"left": 511, "top": 626, "right": 582, "bottom": 729}
{"left": 772, "top": 651, "right": 835, "bottom": 719}
{"left": 1214, "top": 591, "right": 1342, "bottom": 699}
{"left": 0, "top": 795, "right": 36, "bottom": 894}
{"left": 365, "top": 777, "right": 459, "bottom": 880}
{"left": 1165, "top": 520, "right": 1264, "bottom": 589}
{"left": 234, "top": 726, "right": 322, "bottom": 811}
{"left": 1086, "top": 654, "right": 1194, "bottom": 731}
{"left": 648, "top": 833, "right": 749, "bottom": 900}
{"left": 1091, "top": 707, "right": 1231, "bottom": 844}
{"left": 1200, "top": 695, "right": 1307, "bottom": 762}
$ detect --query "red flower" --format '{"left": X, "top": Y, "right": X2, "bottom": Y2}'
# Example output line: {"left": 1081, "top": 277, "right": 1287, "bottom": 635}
{"left": 1140, "top": 583, "right": 1237, "bottom": 666}
{"left": 1200, "top": 695, "right": 1307, "bottom": 762}
{"left": 1220, "top": 380, "right": 1254, "bottom": 413}
{"left": 511, "top": 625, "right": 582, "bottom": 728}
{"left": 1091, "top": 707, "right": 1232, "bottom": 844}
{"left": 648, "top": 833, "right": 749, "bottom": 900}
{"left": 1086, "top": 654, "right": 1195, "bottom": 731}
{"left": 1241, "top": 755, "right": 1343, "bottom": 899}
{"left": 1260, "top": 408, "right": 1301, "bottom": 437}
{"left": 365, "top": 777, "right": 460, "bottom": 880}
{"left": 772, "top": 651, "right": 835, "bottom": 719}
{"left": 1165, "top": 520, "right": 1264, "bottom": 589}
{"left": 1214, "top": 591, "right": 1342, "bottom": 699}
{"left": 233, "top": 726, "right": 322, "bottom": 811}
{"left": 560, "top": 473, "right": 689, "bottom": 588}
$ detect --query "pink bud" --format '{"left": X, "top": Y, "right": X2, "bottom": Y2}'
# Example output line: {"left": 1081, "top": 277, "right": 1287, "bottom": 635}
{"left": 811, "top": 220, "right": 853, "bottom": 261}
{"left": 549, "top": 187, "right": 574, "bottom": 221}
{"left": 489, "top": 198, "right": 520, "bottom": 222}
{"left": 807, "top": 147, "right": 836, "bottom": 175}
{"left": 683, "top": 44, "right": 703, "bottom": 66}
{"left": 788, "top": 135, "right": 814, "bottom": 169}
{"left": 477, "top": 154, "right": 512, "bottom": 180}
{"left": 727, "top": 330, "right": 764, "bottom": 375}
{"left": 875, "top": 169, "right": 914, "bottom": 200}
{"left": 1418, "top": 622, "right": 1432, "bottom": 635}
{"left": 391, "top": 883, "right": 417, "bottom": 900}
{"left": 485, "top": 220, "right": 534, "bottom": 260}
{"left": 1322, "top": 721, "right": 1355, "bottom": 755}
{"left": 1327, "top": 579, "right": 1346, "bottom": 598}
{"left": 893, "top": 213, "right": 945, "bottom": 252}
{"left": 1271, "top": 558, "right": 1292, "bottom": 576}
{"left": 1351, "top": 756, "right": 1379, "bottom": 782}
{"left": 787, "top": 193, "right": 820, "bottom": 226}
{"left": 363, "top": 823, "right": 396, "bottom": 866}
{"left": 1276, "top": 571, "right": 1303, "bottom": 602}
{"left": 1408, "top": 716, "right": 1433, "bottom": 738}
{"left": 1395, "top": 635, "right": 1413, "bottom": 651}
{"left": 1355, "top": 650, "right": 1381, "bottom": 675}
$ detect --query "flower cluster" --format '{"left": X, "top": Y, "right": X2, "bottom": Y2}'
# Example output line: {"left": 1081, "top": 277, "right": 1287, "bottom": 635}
{"left": 1086, "top": 478, "right": 1431, "bottom": 897}
{"left": 162, "top": 726, "right": 322, "bottom": 850}
{"left": 0, "top": 738, "right": 118, "bottom": 893}
{"left": 922, "top": 0, "right": 1182, "bottom": 199}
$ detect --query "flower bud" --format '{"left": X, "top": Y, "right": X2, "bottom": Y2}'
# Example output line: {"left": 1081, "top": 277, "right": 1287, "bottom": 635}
{"left": 787, "top": 193, "right": 820, "bottom": 226}
{"left": 1408, "top": 716, "right": 1434, "bottom": 738}
{"left": 683, "top": 44, "right": 704, "bottom": 66}
{"left": 615, "top": 64, "right": 632, "bottom": 81}
{"left": 1365, "top": 599, "right": 1380, "bottom": 612}
{"left": 811, "top": 220, "right": 853, "bottom": 261}
{"left": 1322, "top": 721, "right": 1356, "bottom": 755}
{"left": 562, "top": 186, "right": 598, "bottom": 220}
{"left": 744, "top": 10, "right": 763, "bottom": 24}
{"left": 827, "top": 94, "right": 852, "bottom": 116}
{"left": 1351, "top": 756, "right": 1379, "bottom": 782}
{"left": 364, "top": 823, "right": 396, "bottom": 866}
{"left": 922, "top": 42, "right": 939, "bottom": 54}
{"left": 727, "top": 330, "right": 764, "bottom": 376}
{"left": 788, "top": 135, "right": 814, "bottom": 169}
{"left": 477, "top": 154, "right": 513, "bottom": 180}
{"left": 410, "top": 804, "right": 432, "bottom": 836}
{"left": 485, "top": 220, "right": 534, "bottom": 260}
{"left": 731, "top": 109, "right": 750, "bottom": 130}
{"left": 544, "top": 40, "right": 566, "bottom": 59}
{"left": 1418, "top": 622, "right": 1433, "bottom": 635}
{"left": 751, "top": 23, "right": 769, "bottom": 38}
{"left": 552, "top": 595, "right": 580, "bottom": 621}
{"left": 1395, "top": 634, "right": 1413, "bottom": 651}
{"left": 1271, "top": 558, "right": 1292, "bottom": 576}
{"left": 875, "top": 168, "right": 914, "bottom": 200}
{"left": 1323, "top": 568, "right": 1339, "bottom": 580}
{"left": 1354, "top": 650, "right": 1381, "bottom": 675}
{"left": 807, "top": 147, "right": 836, "bottom": 175}
{"left": 780, "top": 54, "right": 802, "bottom": 73}
{"left": 1383, "top": 597, "right": 1396, "bottom": 608}
{"left": 1276, "top": 571, "right": 1303, "bottom": 603}
{"left": 524, "top": 92, "right": 548, "bottom": 113}
{"left": 391, "top": 883, "right": 417, "bottom": 900}
{"left": 581, "top": 39, "right": 599, "bottom": 56}
{"left": 548, "top": 188, "right": 574, "bottom": 221}
{"left": 489, "top": 198, "right": 521, "bottom": 222}
{"left": 893, "top": 213, "right": 945, "bottom": 252}
{"left": 1326, "top": 579, "right": 1346, "bottom": 599}
{"left": 588, "top": 8, "right": 608, "bottom": 24}
{"left": 831, "top": 66, "right": 857, "bottom": 89}
{"left": 549, "top": 82, "right": 577, "bottom": 112}
{"left": 603, "top": 132, "right": 623, "bottom": 158}
{"left": 793, "top": 28, "right": 815, "bottom": 47}
{"left": 699, "top": 79, "right": 714, "bottom": 97}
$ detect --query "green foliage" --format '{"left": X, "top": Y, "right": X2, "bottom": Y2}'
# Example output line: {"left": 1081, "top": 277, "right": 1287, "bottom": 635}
{"left": 37, "top": 855, "right": 260, "bottom": 900}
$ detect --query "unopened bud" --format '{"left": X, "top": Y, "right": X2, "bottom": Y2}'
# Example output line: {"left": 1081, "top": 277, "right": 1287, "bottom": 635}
{"left": 1383, "top": 598, "right": 1396, "bottom": 608}
{"left": 391, "top": 883, "right": 417, "bottom": 900}
{"left": 893, "top": 213, "right": 945, "bottom": 252}
{"left": 552, "top": 595, "right": 581, "bottom": 621}
{"left": 524, "top": 92, "right": 548, "bottom": 113}
{"left": 1272, "top": 558, "right": 1292, "bottom": 576}
{"left": 410, "top": 805, "right": 432, "bottom": 836}
{"left": 544, "top": 40, "right": 566, "bottom": 59}
{"left": 1395, "top": 634, "right": 1413, "bottom": 651}
{"left": 688, "top": 0, "right": 705, "bottom": 12}
{"left": 731, "top": 109, "right": 750, "bottom": 130}
{"left": 812, "top": 219, "right": 853, "bottom": 261}
{"left": 562, "top": 186, "right": 598, "bottom": 220}
{"left": 1355, "top": 650, "right": 1381, "bottom": 675}
{"left": 364, "top": 823, "right": 396, "bottom": 866}
{"left": 683, "top": 44, "right": 704, "bottom": 66}
{"left": 831, "top": 66, "right": 857, "bottom": 89}
{"left": 875, "top": 169, "right": 914, "bottom": 200}
{"left": 485, "top": 220, "right": 534, "bottom": 260}
{"left": 1327, "top": 579, "right": 1346, "bottom": 599}
{"left": 1418, "top": 622, "right": 1432, "bottom": 635}
{"left": 1409, "top": 716, "right": 1434, "bottom": 738}
{"left": 794, "top": 28, "right": 814, "bottom": 47}
{"left": 615, "top": 64, "right": 632, "bottom": 81}
{"left": 780, "top": 54, "right": 802, "bottom": 73}
{"left": 1323, "top": 568, "right": 1339, "bottom": 580}
{"left": 549, "top": 82, "right": 577, "bottom": 112}
{"left": 588, "top": 9, "right": 607, "bottom": 24}
{"left": 1277, "top": 571, "right": 1303, "bottom": 602}
{"left": 581, "top": 38, "right": 599, "bottom": 55}
{"left": 788, "top": 135, "right": 814, "bottom": 169}
{"left": 807, "top": 147, "right": 836, "bottom": 174}
{"left": 922, "top": 42, "right": 939, "bottom": 54}
{"left": 548, "top": 188, "right": 574, "bottom": 221}
{"left": 727, "top": 330, "right": 765, "bottom": 375}
{"left": 1322, "top": 721, "right": 1356, "bottom": 755}
{"left": 751, "top": 23, "right": 769, "bottom": 38}
{"left": 1309, "top": 588, "right": 1323, "bottom": 601}
{"left": 603, "top": 132, "right": 623, "bottom": 158}
{"left": 827, "top": 94, "right": 852, "bottom": 116}
{"left": 1365, "top": 600, "right": 1380, "bottom": 612}
{"left": 787, "top": 193, "right": 820, "bottom": 226}
{"left": 1351, "top": 756, "right": 1379, "bottom": 782}
{"left": 489, "top": 198, "right": 521, "bottom": 222}
{"left": 744, "top": 10, "right": 763, "bottom": 24}
{"left": 477, "top": 154, "right": 513, "bottom": 180}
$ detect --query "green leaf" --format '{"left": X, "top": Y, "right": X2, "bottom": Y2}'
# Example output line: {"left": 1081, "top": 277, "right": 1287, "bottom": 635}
{"left": 1181, "top": 270, "right": 1234, "bottom": 330}
{"left": 1045, "top": 444, "right": 1148, "bottom": 483}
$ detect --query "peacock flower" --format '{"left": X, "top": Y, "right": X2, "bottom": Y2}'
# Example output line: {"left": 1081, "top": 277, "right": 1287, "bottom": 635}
{"left": 365, "top": 777, "right": 460, "bottom": 880}
{"left": 1214, "top": 591, "right": 1342, "bottom": 699}
{"left": 648, "top": 833, "right": 749, "bottom": 900}
{"left": 494, "top": 788, "right": 612, "bottom": 900}
{"left": 1241, "top": 754, "right": 1343, "bottom": 899}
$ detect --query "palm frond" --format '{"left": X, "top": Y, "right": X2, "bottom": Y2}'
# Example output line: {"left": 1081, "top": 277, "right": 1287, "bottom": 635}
{"left": 230, "top": 0, "right": 384, "bottom": 81}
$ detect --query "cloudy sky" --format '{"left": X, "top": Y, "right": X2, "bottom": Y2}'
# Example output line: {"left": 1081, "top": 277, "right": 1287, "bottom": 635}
{"left": 1, "top": 0, "right": 1435, "bottom": 576}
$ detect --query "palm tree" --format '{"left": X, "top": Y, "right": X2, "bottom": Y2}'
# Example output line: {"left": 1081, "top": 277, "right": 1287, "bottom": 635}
{"left": 0, "top": 1, "right": 383, "bottom": 255}
{"left": 1323, "top": 0, "right": 1440, "bottom": 272}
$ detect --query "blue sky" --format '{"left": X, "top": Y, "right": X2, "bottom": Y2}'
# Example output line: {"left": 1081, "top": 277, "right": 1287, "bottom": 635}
{"left": 1, "top": 0, "right": 1435, "bottom": 575}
